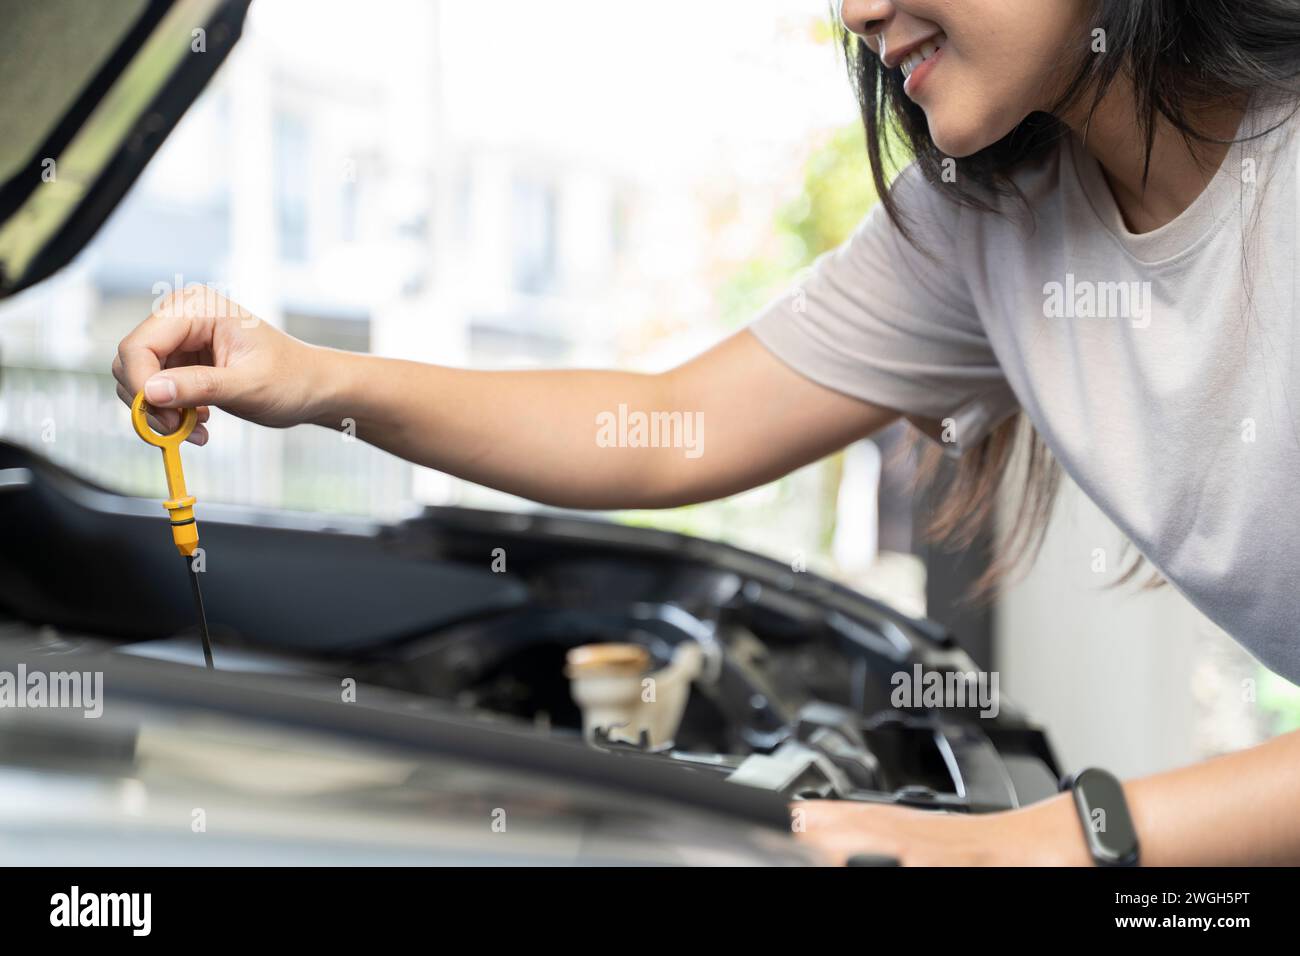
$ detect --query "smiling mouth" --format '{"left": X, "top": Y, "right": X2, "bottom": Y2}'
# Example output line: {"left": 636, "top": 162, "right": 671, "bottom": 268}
{"left": 899, "top": 34, "right": 946, "bottom": 81}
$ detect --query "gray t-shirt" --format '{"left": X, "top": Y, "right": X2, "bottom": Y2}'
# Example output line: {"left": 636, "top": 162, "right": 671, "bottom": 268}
{"left": 750, "top": 101, "right": 1300, "bottom": 680}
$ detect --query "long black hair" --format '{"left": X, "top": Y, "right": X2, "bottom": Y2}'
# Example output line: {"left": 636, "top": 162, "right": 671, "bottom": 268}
{"left": 839, "top": 0, "right": 1300, "bottom": 592}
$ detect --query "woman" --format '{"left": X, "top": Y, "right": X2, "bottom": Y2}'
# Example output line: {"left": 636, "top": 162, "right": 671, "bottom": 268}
{"left": 114, "top": 0, "right": 1300, "bottom": 865}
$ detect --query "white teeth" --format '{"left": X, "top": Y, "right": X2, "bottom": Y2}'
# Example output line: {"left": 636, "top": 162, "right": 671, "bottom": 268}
{"left": 899, "top": 35, "right": 945, "bottom": 81}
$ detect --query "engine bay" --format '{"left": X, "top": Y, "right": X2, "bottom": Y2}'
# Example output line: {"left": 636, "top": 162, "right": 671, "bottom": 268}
{"left": 0, "top": 440, "right": 1061, "bottom": 813}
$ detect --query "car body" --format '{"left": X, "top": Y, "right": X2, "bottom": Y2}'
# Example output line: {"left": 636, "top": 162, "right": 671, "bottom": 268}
{"left": 0, "top": 0, "right": 1059, "bottom": 865}
{"left": 0, "top": 441, "right": 1058, "bottom": 863}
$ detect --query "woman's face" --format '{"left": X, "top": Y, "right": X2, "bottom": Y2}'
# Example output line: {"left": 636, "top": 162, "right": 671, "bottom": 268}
{"left": 841, "top": 0, "right": 1090, "bottom": 157}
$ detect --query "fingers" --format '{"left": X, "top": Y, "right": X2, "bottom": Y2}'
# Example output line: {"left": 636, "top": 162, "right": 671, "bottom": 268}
{"left": 113, "top": 354, "right": 211, "bottom": 421}
{"left": 115, "top": 288, "right": 220, "bottom": 405}
{"left": 140, "top": 364, "right": 240, "bottom": 414}
{"left": 113, "top": 287, "right": 255, "bottom": 447}
{"left": 791, "top": 800, "right": 905, "bottom": 866}
{"left": 114, "top": 382, "right": 210, "bottom": 446}
{"left": 790, "top": 800, "right": 995, "bottom": 866}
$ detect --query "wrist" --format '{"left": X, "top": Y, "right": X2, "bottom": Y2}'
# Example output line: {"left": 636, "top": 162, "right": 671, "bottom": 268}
{"left": 993, "top": 793, "right": 1095, "bottom": 866}
{"left": 304, "top": 345, "right": 362, "bottom": 429}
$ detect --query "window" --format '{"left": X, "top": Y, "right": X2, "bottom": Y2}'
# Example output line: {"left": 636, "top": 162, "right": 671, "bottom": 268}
{"left": 511, "top": 175, "right": 557, "bottom": 295}
{"left": 274, "top": 112, "right": 310, "bottom": 262}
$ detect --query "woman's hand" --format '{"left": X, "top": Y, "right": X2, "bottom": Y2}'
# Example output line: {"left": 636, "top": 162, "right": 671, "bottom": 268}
{"left": 794, "top": 795, "right": 1092, "bottom": 866}
{"left": 798, "top": 728, "right": 1300, "bottom": 867}
{"left": 112, "top": 287, "right": 335, "bottom": 444}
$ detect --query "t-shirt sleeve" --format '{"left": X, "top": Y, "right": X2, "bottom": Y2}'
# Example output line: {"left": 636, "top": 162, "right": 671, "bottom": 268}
{"left": 748, "top": 165, "right": 1018, "bottom": 456}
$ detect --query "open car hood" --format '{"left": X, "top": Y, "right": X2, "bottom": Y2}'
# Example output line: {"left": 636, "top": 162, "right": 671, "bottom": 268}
{"left": 0, "top": 0, "right": 251, "bottom": 299}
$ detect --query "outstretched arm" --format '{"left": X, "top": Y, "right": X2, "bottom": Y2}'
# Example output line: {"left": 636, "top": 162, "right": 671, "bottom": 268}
{"left": 114, "top": 288, "right": 900, "bottom": 510}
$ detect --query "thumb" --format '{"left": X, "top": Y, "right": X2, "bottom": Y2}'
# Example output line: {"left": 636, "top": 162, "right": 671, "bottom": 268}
{"left": 144, "top": 365, "right": 237, "bottom": 408}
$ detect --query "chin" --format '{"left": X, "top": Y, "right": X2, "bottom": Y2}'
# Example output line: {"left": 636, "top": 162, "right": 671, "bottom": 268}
{"left": 925, "top": 97, "right": 1032, "bottom": 161}
{"left": 925, "top": 117, "right": 995, "bottom": 159}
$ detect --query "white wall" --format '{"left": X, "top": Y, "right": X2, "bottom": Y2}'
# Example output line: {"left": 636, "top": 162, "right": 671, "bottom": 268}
{"left": 994, "top": 478, "right": 1254, "bottom": 779}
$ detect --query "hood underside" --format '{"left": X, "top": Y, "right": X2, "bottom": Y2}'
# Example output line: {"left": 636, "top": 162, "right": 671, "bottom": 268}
{"left": 0, "top": 0, "right": 250, "bottom": 299}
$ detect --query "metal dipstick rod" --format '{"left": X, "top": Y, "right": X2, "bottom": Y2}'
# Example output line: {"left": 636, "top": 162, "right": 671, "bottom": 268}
{"left": 130, "top": 391, "right": 215, "bottom": 669}
{"left": 186, "top": 556, "right": 214, "bottom": 668}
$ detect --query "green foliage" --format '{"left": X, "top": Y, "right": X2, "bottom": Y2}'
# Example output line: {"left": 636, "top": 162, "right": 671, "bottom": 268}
{"left": 780, "top": 125, "right": 878, "bottom": 260}
{"left": 718, "top": 125, "right": 877, "bottom": 326}
{"left": 1258, "top": 669, "right": 1300, "bottom": 735}
{"left": 620, "top": 118, "right": 883, "bottom": 553}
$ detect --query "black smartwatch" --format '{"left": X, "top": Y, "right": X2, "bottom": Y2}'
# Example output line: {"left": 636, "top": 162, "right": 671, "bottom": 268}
{"left": 1060, "top": 767, "right": 1140, "bottom": 866}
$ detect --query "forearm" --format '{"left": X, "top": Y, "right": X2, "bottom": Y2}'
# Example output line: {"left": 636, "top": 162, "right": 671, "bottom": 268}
{"left": 306, "top": 331, "right": 895, "bottom": 511}
{"left": 1014, "top": 729, "right": 1300, "bottom": 866}
{"left": 1124, "top": 728, "right": 1300, "bottom": 865}
{"left": 309, "top": 349, "right": 682, "bottom": 508}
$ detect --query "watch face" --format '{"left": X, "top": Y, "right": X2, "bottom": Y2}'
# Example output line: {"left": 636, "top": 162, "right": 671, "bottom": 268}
{"left": 1071, "top": 768, "right": 1139, "bottom": 866}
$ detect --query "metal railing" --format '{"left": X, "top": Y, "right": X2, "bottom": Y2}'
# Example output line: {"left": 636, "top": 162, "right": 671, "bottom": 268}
{"left": 0, "top": 364, "right": 413, "bottom": 519}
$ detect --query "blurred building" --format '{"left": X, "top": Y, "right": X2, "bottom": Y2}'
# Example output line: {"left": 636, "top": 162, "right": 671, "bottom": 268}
{"left": 0, "top": 0, "right": 849, "bottom": 545}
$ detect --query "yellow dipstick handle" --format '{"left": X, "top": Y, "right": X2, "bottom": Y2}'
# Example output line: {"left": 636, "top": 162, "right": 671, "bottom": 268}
{"left": 131, "top": 390, "right": 200, "bottom": 557}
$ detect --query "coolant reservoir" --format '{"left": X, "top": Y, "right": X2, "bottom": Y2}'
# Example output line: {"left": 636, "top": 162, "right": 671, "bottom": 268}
{"left": 566, "top": 641, "right": 702, "bottom": 749}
